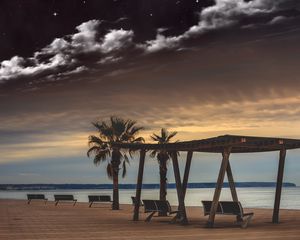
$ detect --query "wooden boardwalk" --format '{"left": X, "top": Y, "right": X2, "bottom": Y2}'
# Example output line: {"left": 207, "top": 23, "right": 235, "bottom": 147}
{"left": 1, "top": 200, "right": 300, "bottom": 240}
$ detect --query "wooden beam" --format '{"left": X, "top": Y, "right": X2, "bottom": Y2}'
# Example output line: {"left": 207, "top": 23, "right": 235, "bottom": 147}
{"left": 226, "top": 160, "right": 238, "bottom": 202}
{"left": 226, "top": 159, "right": 242, "bottom": 222}
{"left": 206, "top": 146, "right": 231, "bottom": 227}
{"left": 133, "top": 149, "right": 146, "bottom": 221}
{"left": 171, "top": 152, "right": 188, "bottom": 224}
{"left": 182, "top": 151, "right": 193, "bottom": 198}
{"left": 272, "top": 148, "right": 286, "bottom": 223}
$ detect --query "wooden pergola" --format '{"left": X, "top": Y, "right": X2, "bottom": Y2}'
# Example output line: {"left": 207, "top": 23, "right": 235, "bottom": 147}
{"left": 112, "top": 135, "right": 300, "bottom": 227}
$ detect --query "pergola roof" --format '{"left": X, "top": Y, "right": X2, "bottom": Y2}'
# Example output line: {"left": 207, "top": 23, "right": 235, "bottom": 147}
{"left": 113, "top": 135, "right": 300, "bottom": 153}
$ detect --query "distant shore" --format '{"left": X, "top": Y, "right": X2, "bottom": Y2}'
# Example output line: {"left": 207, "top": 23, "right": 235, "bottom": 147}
{"left": 0, "top": 182, "right": 296, "bottom": 190}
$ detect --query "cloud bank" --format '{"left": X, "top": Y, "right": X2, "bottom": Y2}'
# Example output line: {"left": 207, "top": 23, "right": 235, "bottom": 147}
{"left": 0, "top": 20, "right": 134, "bottom": 82}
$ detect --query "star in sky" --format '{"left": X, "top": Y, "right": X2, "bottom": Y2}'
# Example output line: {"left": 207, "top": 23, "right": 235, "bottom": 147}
{"left": 53, "top": 12, "right": 58, "bottom": 17}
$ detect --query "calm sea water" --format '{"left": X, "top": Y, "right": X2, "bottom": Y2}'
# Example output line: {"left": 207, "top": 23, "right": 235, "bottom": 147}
{"left": 1, "top": 187, "right": 299, "bottom": 209}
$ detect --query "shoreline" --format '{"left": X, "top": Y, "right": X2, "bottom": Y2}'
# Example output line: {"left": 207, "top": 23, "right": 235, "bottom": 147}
{"left": 1, "top": 187, "right": 300, "bottom": 210}
{"left": 0, "top": 182, "right": 297, "bottom": 191}
{"left": 1, "top": 198, "right": 300, "bottom": 211}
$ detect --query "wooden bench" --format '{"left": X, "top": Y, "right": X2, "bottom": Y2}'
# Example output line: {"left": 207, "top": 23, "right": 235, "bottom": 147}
{"left": 27, "top": 194, "right": 48, "bottom": 204}
{"left": 88, "top": 195, "right": 112, "bottom": 207}
{"left": 142, "top": 200, "right": 180, "bottom": 222}
{"left": 202, "top": 200, "right": 254, "bottom": 228}
{"left": 54, "top": 195, "right": 77, "bottom": 206}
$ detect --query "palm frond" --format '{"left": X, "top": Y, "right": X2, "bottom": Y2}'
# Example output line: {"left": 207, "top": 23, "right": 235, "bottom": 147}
{"left": 161, "top": 128, "right": 167, "bottom": 141}
{"left": 123, "top": 154, "right": 130, "bottom": 164}
{"left": 129, "top": 126, "right": 145, "bottom": 136}
{"left": 122, "top": 160, "right": 127, "bottom": 178}
{"left": 92, "top": 121, "right": 113, "bottom": 141}
{"left": 149, "top": 150, "right": 157, "bottom": 158}
{"left": 166, "top": 131, "right": 178, "bottom": 142}
{"left": 106, "top": 163, "right": 113, "bottom": 179}
{"left": 125, "top": 119, "right": 137, "bottom": 132}
{"left": 151, "top": 133, "right": 162, "bottom": 142}
{"left": 87, "top": 146, "right": 100, "bottom": 157}
{"left": 93, "top": 149, "right": 110, "bottom": 165}
{"left": 110, "top": 116, "right": 127, "bottom": 139}
{"left": 88, "top": 135, "right": 105, "bottom": 146}
{"left": 132, "top": 137, "right": 145, "bottom": 143}
{"left": 151, "top": 128, "right": 178, "bottom": 144}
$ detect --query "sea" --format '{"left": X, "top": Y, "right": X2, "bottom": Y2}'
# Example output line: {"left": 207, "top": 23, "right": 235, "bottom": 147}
{"left": 1, "top": 187, "right": 300, "bottom": 209}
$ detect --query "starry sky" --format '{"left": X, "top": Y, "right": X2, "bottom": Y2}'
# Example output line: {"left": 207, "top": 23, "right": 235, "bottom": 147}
{"left": 1, "top": 0, "right": 300, "bottom": 185}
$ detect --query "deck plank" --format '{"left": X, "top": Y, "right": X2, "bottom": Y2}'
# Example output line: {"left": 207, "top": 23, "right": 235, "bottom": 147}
{"left": 1, "top": 200, "right": 300, "bottom": 240}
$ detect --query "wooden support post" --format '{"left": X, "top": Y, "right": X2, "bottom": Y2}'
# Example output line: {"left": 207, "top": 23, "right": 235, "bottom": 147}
{"left": 226, "top": 159, "right": 241, "bottom": 222}
{"left": 207, "top": 147, "right": 231, "bottom": 228}
{"left": 182, "top": 151, "right": 193, "bottom": 198}
{"left": 133, "top": 149, "right": 146, "bottom": 221}
{"left": 272, "top": 148, "right": 286, "bottom": 223}
{"left": 171, "top": 151, "right": 188, "bottom": 224}
{"left": 226, "top": 160, "right": 238, "bottom": 202}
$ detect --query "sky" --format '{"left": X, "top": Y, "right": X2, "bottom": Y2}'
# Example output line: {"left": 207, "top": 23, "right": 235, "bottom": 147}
{"left": 1, "top": 0, "right": 300, "bottom": 185}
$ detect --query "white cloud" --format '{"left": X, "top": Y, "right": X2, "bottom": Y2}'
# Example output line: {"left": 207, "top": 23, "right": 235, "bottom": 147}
{"left": 71, "top": 19, "right": 101, "bottom": 52}
{"left": 141, "top": 34, "right": 182, "bottom": 53}
{"left": 100, "top": 29, "right": 134, "bottom": 53}
{"left": 98, "top": 56, "right": 123, "bottom": 64}
{"left": 42, "top": 38, "right": 71, "bottom": 55}
{"left": 0, "top": 20, "right": 133, "bottom": 82}
{"left": 0, "top": 56, "right": 26, "bottom": 77}
{"left": 141, "top": 0, "right": 287, "bottom": 52}
{"left": 0, "top": 54, "right": 71, "bottom": 81}
{"left": 185, "top": 0, "right": 276, "bottom": 37}
{"left": 268, "top": 15, "right": 290, "bottom": 25}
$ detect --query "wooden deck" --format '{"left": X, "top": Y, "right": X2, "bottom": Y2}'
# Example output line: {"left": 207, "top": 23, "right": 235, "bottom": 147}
{"left": 1, "top": 200, "right": 300, "bottom": 240}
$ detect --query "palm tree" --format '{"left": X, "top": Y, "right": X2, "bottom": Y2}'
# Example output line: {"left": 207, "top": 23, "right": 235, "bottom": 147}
{"left": 150, "top": 128, "right": 178, "bottom": 215}
{"left": 87, "top": 116, "right": 144, "bottom": 210}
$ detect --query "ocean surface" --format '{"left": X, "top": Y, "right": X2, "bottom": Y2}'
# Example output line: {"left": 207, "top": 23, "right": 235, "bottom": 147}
{"left": 1, "top": 187, "right": 300, "bottom": 209}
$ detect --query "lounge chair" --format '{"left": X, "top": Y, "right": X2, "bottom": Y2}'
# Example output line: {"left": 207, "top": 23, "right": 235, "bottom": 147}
{"left": 88, "top": 195, "right": 112, "bottom": 207}
{"left": 142, "top": 200, "right": 180, "bottom": 222}
{"left": 54, "top": 195, "right": 77, "bottom": 206}
{"left": 202, "top": 200, "right": 254, "bottom": 228}
{"left": 27, "top": 194, "right": 48, "bottom": 204}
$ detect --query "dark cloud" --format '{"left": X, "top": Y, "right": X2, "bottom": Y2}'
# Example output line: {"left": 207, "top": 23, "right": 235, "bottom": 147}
{"left": 1, "top": 0, "right": 299, "bottom": 86}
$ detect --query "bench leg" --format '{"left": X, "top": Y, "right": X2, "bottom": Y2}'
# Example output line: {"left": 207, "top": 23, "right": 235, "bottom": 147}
{"left": 145, "top": 212, "right": 156, "bottom": 222}
{"left": 170, "top": 215, "right": 178, "bottom": 224}
{"left": 89, "top": 202, "right": 93, "bottom": 208}
{"left": 73, "top": 200, "right": 77, "bottom": 206}
{"left": 240, "top": 214, "right": 253, "bottom": 229}
{"left": 55, "top": 200, "right": 59, "bottom": 206}
{"left": 236, "top": 215, "right": 243, "bottom": 223}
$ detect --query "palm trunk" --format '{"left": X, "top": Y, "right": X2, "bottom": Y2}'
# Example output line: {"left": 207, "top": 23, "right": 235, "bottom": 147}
{"left": 159, "top": 159, "right": 167, "bottom": 216}
{"left": 112, "top": 168, "right": 119, "bottom": 210}
{"left": 111, "top": 149, "right": 121, "bottom": 210}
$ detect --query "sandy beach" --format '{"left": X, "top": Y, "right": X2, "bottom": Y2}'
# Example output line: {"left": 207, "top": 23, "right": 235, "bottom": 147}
{"left": 1, "top": 199, "right": 300, "bottom": 240}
